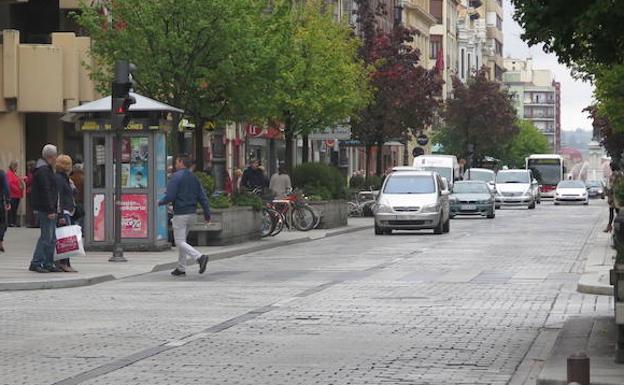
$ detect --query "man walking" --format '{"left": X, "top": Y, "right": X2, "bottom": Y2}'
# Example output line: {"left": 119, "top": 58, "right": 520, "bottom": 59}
{"left": 159, "top": 154, "right": 210, "bottom": 276}
{"left": 29, "top": 144, "right": 62, "bottom": 273}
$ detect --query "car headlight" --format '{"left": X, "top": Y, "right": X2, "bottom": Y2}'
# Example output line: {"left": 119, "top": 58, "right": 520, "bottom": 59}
{"left": 422, "top": 203, "right": 440, "bottom": 213}
{"left": 375, "top": 204, "right": 393, "bottom": 214}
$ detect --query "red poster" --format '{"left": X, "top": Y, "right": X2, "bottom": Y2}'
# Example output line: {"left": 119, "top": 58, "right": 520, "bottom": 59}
{"left": 121, "top": 194, "right": 148, "bottom": 238}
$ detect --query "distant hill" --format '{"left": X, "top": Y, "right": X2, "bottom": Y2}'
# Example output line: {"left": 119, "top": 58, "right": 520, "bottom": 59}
{"left": 561, "top": 129, "right": 593, "bottom": 156}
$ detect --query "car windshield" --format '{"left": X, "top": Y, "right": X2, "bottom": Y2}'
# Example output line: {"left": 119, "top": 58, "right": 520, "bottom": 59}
{"left": 496, "top": 171, "right": 530, "bottom": 184}
{"left": 558, "top": 180, "right": 585, "bottom": 189}
{"left": 586, "top": 180, "right": 602, "bottom": 188}
{"left": 421, "top": 167, "right": 452, "bottom": 182}
{"left": 464, "top": 169, "right": 494, "bottom": 182}
{"left": 453, "top": 182, "right": 490, "bottom": 194}
{"left": 383, "top": 175, "right": 436, "bottom": 194}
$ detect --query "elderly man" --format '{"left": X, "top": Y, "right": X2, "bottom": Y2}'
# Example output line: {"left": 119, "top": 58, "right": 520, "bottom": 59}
{"left": 29, "top": 144, "right": 62, "bottom": 273}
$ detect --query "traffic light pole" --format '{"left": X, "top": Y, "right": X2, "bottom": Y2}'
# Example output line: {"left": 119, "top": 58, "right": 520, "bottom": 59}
{"left": 109, "top": 60, "right": 130, "bottom": 262}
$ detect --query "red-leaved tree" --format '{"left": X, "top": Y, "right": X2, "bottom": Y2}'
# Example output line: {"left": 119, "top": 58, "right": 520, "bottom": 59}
{"left": 352, "top": 0, "right": 442, "bottom": 176}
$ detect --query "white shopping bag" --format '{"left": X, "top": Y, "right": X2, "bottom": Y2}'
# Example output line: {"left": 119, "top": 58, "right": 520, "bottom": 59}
{"left": 54, "top": 225, "right": 86, "bottom": 260}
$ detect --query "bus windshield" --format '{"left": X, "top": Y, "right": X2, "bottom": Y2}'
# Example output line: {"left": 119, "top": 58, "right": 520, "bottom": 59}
{"left": 528, "top": 159, "right": 562, "bottom": 186}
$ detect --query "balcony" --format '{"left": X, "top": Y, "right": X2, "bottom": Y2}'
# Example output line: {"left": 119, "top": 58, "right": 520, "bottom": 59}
{"left": 0, "top": 29, "right": 97, "bottom": 113}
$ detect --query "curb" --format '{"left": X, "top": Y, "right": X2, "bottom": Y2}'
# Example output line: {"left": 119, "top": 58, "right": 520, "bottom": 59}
{"left": 0, "top": 274, "right": 116, "bottom": 292}
{"left": 151, "top": 224, "right": 371, "bottom": 272}
{"left": 0, "top": 224, "right": 371, "bottom": 291}
{"left": 577, "top": 272, "right": 612, "bottom": 296}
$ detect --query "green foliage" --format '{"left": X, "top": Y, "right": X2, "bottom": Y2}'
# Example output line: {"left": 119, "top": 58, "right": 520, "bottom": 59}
{"left": 349, "top": 175, "right": 383, "bottom": 191}
{"left": 349, "top": 175, "right": 365, "bottom": 189}
{"left": 232, "top": 192, "right": 264, "bottom": 211}
{"left": 595, "top": 64, "right": 624, "bottom": 132}
{"left": 503, "top": 120, "right": 551, "bottom": 168}
{"left": 194, "top": 171, "right": 215, "bottom": 196}
{"left": 613, "top": 178, "right": 624, "bottom": 208}
{"left": 511, "top": 0, "right": 624, "bottom": 74}
{"left": 262, "top": 0, "right": 371, "bottom": 170}
{"left": 292, "top": 163, "right": 346, "bottom": 200}
{"left": 210, "top": 194, "right": 233, "bottom": 209}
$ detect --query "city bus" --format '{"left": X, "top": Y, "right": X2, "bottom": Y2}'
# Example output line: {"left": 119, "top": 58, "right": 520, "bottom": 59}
{"left": 526, "top": 154, "right": 565, "bottom": 198}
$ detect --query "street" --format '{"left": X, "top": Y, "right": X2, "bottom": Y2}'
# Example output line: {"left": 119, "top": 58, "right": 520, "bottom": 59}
{"left": 0, "top": 203, "right": 612, "bottom": 385}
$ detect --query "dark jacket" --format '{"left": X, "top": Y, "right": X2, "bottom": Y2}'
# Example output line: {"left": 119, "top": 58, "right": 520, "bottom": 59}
{"left": 240, "top": 167, "right": 266, "bottom": 191}
{"left": 55, "top": 172, "right": 76, "bottom": 215}
{"left": 31, "top": 159, "right": 58, "bottom": 214}
{"left": 0, "top": 170, "right": 8, "bottom": 224}
{"left": 159, "top": 168, "right": 210, "bottom": 218}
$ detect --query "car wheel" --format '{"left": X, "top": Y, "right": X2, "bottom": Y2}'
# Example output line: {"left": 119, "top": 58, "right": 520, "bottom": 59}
{"left": 433, "top": 217, "right": 444, "bottom": 235}
{"left": 487, "top": 211, "right": 495, "bottom": 219}
{"left": 528, "top": 200, "right": 536, "bottom": 210}
{"left": 374, "top": 224, "right": 383, "bottom": 235}
{"left": 449, "top": 213, "right": 456, "bottom": 219}
{"left": 554, "top": 201, "right": 559, "bottom": 206}
{"left": 584, "top": 201, "right": 589, "bottom": 206}
{"left": 495, "top": 204, "right": 501, "bottom": 210}
{"left": 442, "top": 218, "right": 450, "bottom": 233}
{"left": 384, "top": 229, "right": 393, "bottom": 235}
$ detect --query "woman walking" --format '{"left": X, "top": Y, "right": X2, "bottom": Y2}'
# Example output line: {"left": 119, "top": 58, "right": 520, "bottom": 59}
{"left": 55, "top": 155, "right": 78, "bottom": 272}
{"left": 6, "top": 161, "right": 24, "bottom": 227}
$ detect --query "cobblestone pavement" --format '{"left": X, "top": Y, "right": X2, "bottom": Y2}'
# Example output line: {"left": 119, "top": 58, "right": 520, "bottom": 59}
{"left": 0, "top": 203, "right": 611, "bottom": 385}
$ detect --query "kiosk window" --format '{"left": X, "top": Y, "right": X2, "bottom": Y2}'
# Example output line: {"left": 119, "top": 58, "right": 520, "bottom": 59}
{"left": 114, "top": 137, "right": 149, "bottom": 189}
{"left": 93, "top": 137, "right": 106, "bottom": 189}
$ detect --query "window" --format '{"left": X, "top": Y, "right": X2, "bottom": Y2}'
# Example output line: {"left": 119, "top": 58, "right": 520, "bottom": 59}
{"left": 460, "top": 48, "right": 465, "bottom": 78}
{"left": 476, "top": 55, "right": 479, "bottom": 70}
{"left": 495, "top": 40, "right": 503, "bottom": 56}
{"left": 467, "top": 53, "right": 471, "bottom": 74}
{"left": 496, "top": 15, "right": 503, "bottom": 30}
{"left": 430, "top": 35, "right": 442, "bottom": 59}
{"left": 430, "top": 0, "right": 443, "bottom": 23}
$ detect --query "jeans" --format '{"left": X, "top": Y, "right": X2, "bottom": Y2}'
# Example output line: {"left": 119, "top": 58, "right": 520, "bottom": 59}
{"left": 171, "top": 214, "right": 203, "bottom": 272}
{"left": 30, "top": 212, "right": 56, "bottom": 269}
{"left": 9, "top": 198, "right": 19, "bottom": 226}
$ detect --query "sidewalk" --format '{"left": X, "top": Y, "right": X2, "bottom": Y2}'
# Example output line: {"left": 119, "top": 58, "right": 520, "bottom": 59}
{"left": 577, "top": 223, "right": 614, "bottom": 296}
{"left": 0, "top": 217, "right": 372, "bottom": 291}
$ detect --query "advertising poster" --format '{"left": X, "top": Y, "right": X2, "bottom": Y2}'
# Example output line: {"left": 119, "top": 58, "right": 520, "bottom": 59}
{"left": 121, "top": 194, "right": 149, "bottom": 238}
{"left": 126, "top": 137, "right": 149, "bottom": 188}
{"left": 93, "top": 194, "right": 106, "bottom": 241}
{"left": 155, "top": 134, "right": 168, "bottom": 240}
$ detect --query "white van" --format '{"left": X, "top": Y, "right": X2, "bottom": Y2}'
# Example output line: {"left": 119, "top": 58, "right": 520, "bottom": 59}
{"left": 413, "top": 155, "right": 460, "bottom": 186}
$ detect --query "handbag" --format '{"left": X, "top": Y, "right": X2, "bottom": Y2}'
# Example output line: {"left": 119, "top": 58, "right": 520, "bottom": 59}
{"left": 54, "top": 225, "right": 86, "bottom": 261}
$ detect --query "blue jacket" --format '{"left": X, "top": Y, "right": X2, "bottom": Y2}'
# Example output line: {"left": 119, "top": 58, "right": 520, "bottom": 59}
{"left": 159, "top": 169, "right": 210, "bottom": 218}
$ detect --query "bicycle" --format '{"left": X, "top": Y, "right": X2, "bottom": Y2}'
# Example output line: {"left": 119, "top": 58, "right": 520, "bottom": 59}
{"left": 271, "top": 191, "right": 317, "bottom": 231}
{"left": 347, "top": 189, "right": 378, "bottom": 217}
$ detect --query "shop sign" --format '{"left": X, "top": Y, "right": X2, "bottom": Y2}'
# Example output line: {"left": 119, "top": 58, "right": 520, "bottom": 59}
{"left": 246, "top": 124, "right": 263, "bottom": 137}
{"left": 417, "top": 134, "right": 429, "bottom": 146}
{"left": 325, "top": 139, "right": 336, "bottom": 147}
{"left": 309, "top": 123, "right": 351, "bottom": 140}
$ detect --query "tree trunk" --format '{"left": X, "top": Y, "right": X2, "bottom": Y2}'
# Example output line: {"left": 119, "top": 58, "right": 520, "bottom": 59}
{"left": 302, "top": 135, "right": 309, "bottom": 163}
{"left": 365, "top": 144, "right": 372, "bottom": 178}
{"left": 284, "top": 112, "right": 294, "bottom": 174}
{"left": 376, "top": 138, "right": 383, "bottom": 176}
{"left": 194, "top": 123, "right": 204, "bottom": 172}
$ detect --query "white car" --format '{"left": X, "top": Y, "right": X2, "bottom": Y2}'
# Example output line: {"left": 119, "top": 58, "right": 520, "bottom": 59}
{"left": 554, "top": 180, "right": 589, "bottom": 205}
{"left": 495, "top": 169, "right": 539, "bottom": 210}
{"left": 374, "top": 171, "right": 450, "bottom": 235}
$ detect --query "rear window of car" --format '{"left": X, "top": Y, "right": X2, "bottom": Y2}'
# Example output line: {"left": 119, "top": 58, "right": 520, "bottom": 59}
{"left": 496, "top": 171, "right": 530, "bottom": 184}
{"left": 383, "top": 175, "right": 436, "bottom": 194}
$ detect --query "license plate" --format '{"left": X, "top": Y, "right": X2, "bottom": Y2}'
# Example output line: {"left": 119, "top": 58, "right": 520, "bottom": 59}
{"left": 461, "top": 204, "right": 477, "bottom": 210}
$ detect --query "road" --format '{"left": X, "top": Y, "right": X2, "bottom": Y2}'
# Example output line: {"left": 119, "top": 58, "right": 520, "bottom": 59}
{"left": 0, "top": 202, "right": 613, "bottom": 385}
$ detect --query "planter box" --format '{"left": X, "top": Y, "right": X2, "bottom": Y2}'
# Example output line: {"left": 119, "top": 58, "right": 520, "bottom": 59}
{"left": 308, "top": 200, "right": 348, "bottom": 229}
{"left": 188, "top": 207, "right": 262, "bottom": 246}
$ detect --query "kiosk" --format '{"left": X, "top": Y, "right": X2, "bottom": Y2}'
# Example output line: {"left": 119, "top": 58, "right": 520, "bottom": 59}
{"left": 67, "top": 93, "right": 183, "bottom": 251}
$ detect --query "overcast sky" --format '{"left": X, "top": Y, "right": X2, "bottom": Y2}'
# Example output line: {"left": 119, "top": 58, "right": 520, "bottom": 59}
{"left": 503, "top": 0, "right": 594, "bottom": 131}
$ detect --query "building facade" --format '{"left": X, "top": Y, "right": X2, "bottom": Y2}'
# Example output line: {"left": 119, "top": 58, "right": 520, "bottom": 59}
{"left": 428, "top": 0, "right": 459, "bottom": 99}
{"left": 503, "top": 58, "right": 562, "bottom": 152}
{"left": 0, "top": 0, "right": 99, "bottom": 175}
{"left": 483, "top": 0, "right": 504, "bottom": 80}
{"left": 456, "top": 0, "right": 486, "bottom": 82}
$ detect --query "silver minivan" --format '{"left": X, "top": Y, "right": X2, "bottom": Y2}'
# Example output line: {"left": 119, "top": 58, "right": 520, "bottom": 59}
{"left": 374, "top": 171, "right": 450, "bottom": 235}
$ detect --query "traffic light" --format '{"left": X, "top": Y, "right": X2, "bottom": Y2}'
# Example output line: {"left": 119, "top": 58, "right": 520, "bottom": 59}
{"left": 111, "top": 60, "right": 136, "bottom": 130}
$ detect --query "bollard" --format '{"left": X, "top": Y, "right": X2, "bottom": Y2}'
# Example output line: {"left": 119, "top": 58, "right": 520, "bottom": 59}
{"left": 567, "top": 352, "right": 590, "bottom": 385}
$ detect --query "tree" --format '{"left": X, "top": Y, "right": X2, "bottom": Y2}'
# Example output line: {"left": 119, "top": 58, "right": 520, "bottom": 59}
{"left": 593, "top": 64, "right": 624, "bottom": 133}
{"left": 352, "top": 0, "right": 442, "bottom": 176}
{"left": 586, "top": 105, "right": 624, "bottom": 166}
{"left": 503, "top": 120, "right": 550, "bottom": 168}
{"left": 75, "top": 0, "right": 272, "bottom": 169}
{"left": 436, "top": 70, "right": 518, "bottom": 165}
{"left": 261, "top": 0, "right": 371, "bottom": 172}
{"left": 511, "top": 0, "right": 624, "bottom": 73}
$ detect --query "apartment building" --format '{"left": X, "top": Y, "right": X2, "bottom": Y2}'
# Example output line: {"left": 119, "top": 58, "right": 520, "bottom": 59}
{"left": 429, "top": 0, "right": 459, "bottom": 99}
{"left": 503, "top": 58, "right": 562, "bottom": 152}
{"left": 0, "top": 0, "right": 99, "bottom": 172}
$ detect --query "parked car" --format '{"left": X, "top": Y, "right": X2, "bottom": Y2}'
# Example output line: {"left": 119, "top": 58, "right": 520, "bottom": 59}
{"left": 554, "top": 180, "right": 589, "bottom": 205}
{"left": 374, "top": 170, "right": 450, "bottom": 235}
{"left": 450, "top": 181, "right": 496, "bottom": 219}
{"left": 586, "top": 180, "right": 606, "bottom": 199}
{"left": 463, "top": 168, "right": 496, "bottom": 192}
{"left": 495, "top": 169, "right": 539, "bottom": 210}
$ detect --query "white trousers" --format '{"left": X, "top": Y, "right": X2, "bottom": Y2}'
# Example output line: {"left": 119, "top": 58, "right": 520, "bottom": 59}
{"left": 171, "top": 214, "right": 202, "bottom": 272}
